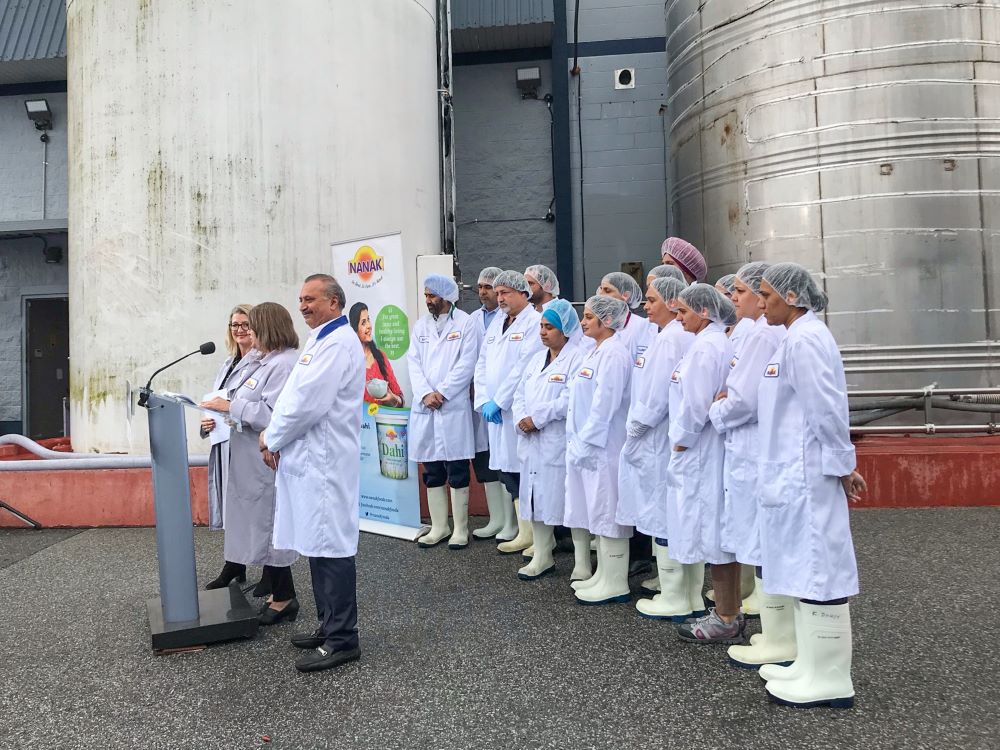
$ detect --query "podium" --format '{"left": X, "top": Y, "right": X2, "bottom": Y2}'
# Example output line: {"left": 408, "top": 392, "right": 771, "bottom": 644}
{"left": 140, "top": 389, "right": 258, "bottom": 650}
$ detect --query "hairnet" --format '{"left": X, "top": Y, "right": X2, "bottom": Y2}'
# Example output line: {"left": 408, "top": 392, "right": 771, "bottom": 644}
{"left": 715, "top": 274, "right": 736, "bottom": 295}
{"left": 679, "top": 283, "right": 737, "bottom": 325}
{"left": 524, "top": 264, "right": 560, "bottom": 296}
{"left": 477, "top": 266, "right": 503, "bottom": 285}
{"left": 660, "top": 237, "right": 707, "bottom": 282}
{"left": 601, "top": 272, "right": 643, "bottom": 309}
{"left": 648, "top": 264, "right": 686, "bottom": 283}
{"left": 493, "top": 270, "right": 530, "bottom": 294}
{"left": 541, "top": 298, "right": 579, "bottom": 336}
{"left": 650, "top": 277, "right": 687, "bottom": 310}
{"left": 735, "top": 261, "right": 769, "bottom": 295}
{"left": 763, "top": 263, "right": 828, "bottom": 312}
{"left": 585, "top": 295, "right": 630, "bottom": 331}
{"left": 423, "top": 273, "right": 459, "bottom": 303}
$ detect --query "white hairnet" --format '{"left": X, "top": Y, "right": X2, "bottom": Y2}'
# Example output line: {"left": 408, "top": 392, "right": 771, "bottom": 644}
{"left": 541, "top": 298, "right": 579, "bottom": 336}
{"left": 524, "top": 264, "right": 560, "bottom": 296}
{"left": 477, "top": 266, "right": 503, "bottom": 285}
{"left": 715, "top": 274, "right": 736, "bottom": 295}
{"left": 679, "top": 283, "right": 737, "bottom": 325}
{"left": 600, "top": 272, "right": 643, "bottom": 309}
{"left": 735, "top": 261, "right": 769, "bottom": 295}
{"left": 423, "top": 274, "right": 459, "bottom": 303}
{"left": 763, "top": 262, "right": 828, "bottom": 312}
{"left": 493, "top": 270, "right": 530, "bottom": 294}
{"left": 585, "top": 294, "right": 630, "bottom": 331}
{"left": 650, "top": 277, "right": 687, "bottom": 310}
{"left": 648, "top": 264, "right": 686, "bottom": 283}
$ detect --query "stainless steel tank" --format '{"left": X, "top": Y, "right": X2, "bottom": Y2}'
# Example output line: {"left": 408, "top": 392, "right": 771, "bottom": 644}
{"left": 665, "top": 0, "right": 1000, "bottom": 388}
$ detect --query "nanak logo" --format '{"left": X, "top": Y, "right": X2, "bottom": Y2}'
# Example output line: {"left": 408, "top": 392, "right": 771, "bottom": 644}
{"left": 548, "top": 373, "right": 567, "bottom": 383}
{"left": 509, "top": 332, "right": 524, "bottom": 341}
{"left": 764, "top": 363, "right": 780, "bottom": 378}
{"left": 670, "top": 370, "right": 680, "bottom": 383}
{"left": 347, "top": 245, "right": 385, "bottom": 288}
{"left": 447, "top": 330, "right": 462, "bottom": 341}
{"left": 244, "top": 377, "right": 258, "bottom": 391}
{"left": 634, "top": 357, "right": 645, "bottom": 369}
{"left": 730, "top": 356, "right": 739, "bottom": 368}
{"left": 578, "top": 367, "right": 594, "bottom": 380}
{"left": 299, "top": 354, "right": 313, "bottom": 366}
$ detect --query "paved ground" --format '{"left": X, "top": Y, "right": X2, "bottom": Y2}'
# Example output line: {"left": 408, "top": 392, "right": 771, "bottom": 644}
{"left": 0, "top": 508, "right": 997, "bottom": 750}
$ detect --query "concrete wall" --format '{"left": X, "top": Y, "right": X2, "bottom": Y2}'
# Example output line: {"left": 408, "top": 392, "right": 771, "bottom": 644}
{"left": 568, "top": 0, "right": 666, "bottom": 42}
{"left": 0, "top": 93, "right": 68, "bottom": 222}
{"left": 453, "top": 60, "right": 556, "bottom": 308}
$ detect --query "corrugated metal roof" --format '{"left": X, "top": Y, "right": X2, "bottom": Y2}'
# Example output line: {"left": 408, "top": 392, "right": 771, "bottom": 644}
{"left": 452, "top": 0, "right": 553, "bottom": 31}
{"left": 0, "top": 0, "right": 66, "bottom": 63}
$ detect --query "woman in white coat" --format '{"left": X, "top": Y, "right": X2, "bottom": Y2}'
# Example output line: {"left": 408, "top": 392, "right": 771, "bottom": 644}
{"left": 664, "top": 284, "right": 743, "bottom": 644}
{"left": 565, "top": 296, "right": 633, "bottom": 605}
{"left": 512, "top": 299, "right": 584, "bottom": 581}
{"left": 596, "top": 272, "right": 658, "bottom": 363}
{"left": 754, "top": 263, "right": 866, "bottom": 709}
{"left": 618, "top": 277, "right": 698, "bottom": 620}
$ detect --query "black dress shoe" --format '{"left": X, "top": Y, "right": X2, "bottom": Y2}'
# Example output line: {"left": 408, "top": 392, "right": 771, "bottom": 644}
{"left": 259, "top": 598, "right": 299, "bottom": 626}
{"left": 291, "top": 627, "right": 325, "bottom": 650}
{"left": 251, "top": 579, "right": 271, "bottom": 597}
{"left": 295, "top": 645, "right": 361, "bottom": 673}
{"left": 205, "top": 562, "right": 247, "bottom": 590}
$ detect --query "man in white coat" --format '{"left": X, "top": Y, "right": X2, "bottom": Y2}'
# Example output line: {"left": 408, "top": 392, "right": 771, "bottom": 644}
{"left": 473, "top": 270, "right": 544, "bottom": 553}
{"left": 260, "top": 274, "right": 364, "bottom": 674}
{"left": 407, "top": 274, "right": 480, "bottom": 550}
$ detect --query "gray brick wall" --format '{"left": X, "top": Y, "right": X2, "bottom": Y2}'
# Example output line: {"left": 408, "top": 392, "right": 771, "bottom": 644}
{"left": 569, "top": 0, "right": 666, "bottom": 43}
{"left": 0, "top": 93, "right": 68, "bottom": 222}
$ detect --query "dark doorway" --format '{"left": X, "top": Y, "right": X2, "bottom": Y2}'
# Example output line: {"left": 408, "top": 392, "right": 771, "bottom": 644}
{"left": 25, "top": 296, "right": 69, "bottom": 439}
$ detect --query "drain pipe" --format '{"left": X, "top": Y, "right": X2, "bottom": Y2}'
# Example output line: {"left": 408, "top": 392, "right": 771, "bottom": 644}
{"left": 0, "top": 435, "right": 208, "bottom": 471}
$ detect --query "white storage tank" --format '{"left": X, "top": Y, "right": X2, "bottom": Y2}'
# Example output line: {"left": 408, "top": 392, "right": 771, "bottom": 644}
{"left": 67, "top": 0, "right": 441, "bottom": 452}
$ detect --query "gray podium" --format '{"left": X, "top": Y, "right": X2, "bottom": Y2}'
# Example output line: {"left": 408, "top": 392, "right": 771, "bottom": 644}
{"left": 140, "top": 389, "right": 258, "bottom": 650}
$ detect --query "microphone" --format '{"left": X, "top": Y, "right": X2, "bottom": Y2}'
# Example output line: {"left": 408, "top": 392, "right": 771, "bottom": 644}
{"left": 138, "top": 342, "right": 216, "bottom": 406}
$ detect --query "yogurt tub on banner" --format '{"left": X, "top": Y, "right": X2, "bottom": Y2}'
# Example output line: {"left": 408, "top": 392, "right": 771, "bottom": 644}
{"left": 373, "top": 407, "right": 409, "bottom": 480}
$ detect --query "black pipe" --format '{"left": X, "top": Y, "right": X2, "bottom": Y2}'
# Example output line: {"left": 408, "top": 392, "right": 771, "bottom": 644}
{"left": 551, "top": 0, "right": 575, "bottom": 301}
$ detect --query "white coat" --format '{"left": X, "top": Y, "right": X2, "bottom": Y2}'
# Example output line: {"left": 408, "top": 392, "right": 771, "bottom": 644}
{"left": 756, "top": 310, "right": 859, "bottom": 601}
{"left": 728, "top": 315, "right": 755, "bottom": 353}
{"left": 617, "top": 319, "right": 695, "bottom": 536}
{"left": 564, "top": 335, "right": 632, "bottom": 538}
{"left": 709, "top": 315, "right": 785, "bottom": 565}
{"left": 473, "top": 305, "right": 544, "bottom": 473}
{"left": 406, "top": 308, "right": 480, "bottom": 463}
{"left": 470, "top": 306, "right": 501, "bottom": 454}
{"left": 577, "top": 311, "right": 656, "bottom": 365}
{"left": 512, "top": 342, "right": 584, "bottom": 525}
{"left": 266, "top": 316, "right": 365, "bottom": 558}
{"left": 665, "top": 322, "right": 735, "bottom": 564}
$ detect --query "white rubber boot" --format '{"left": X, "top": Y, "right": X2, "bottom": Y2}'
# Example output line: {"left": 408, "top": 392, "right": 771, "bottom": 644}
{"left": 417, "top": 486, "right": 451, "bottom": 547}
{"left": 740, "top": 564, "right": 759, "bottom": 617}
{"left": 727, "top": 578, "right": 797, "bottom": 667}
{"left": 472, "top": 481, "right": 506, "bottom": 539}
{"left": 518, "top": 523, "right": 555, "bottom": 580}
{"left": 497, "top": 499, "right": 533, "bottom": 553}
{"left": 759, "top": 600, "right": 806, "bottom": 682}
{"left": 447, "top": 487, "right": 470, "bottom": 549}
{"left": 521, "top": 545, "right": 534, "bottom": 559}
{"left": 575, "top": 536, "right": 630, "bottom": 605}
{"left": 765, "top": 602, "right": 855, "bottom": 708}
{"left": 495, "top": 488, "right": 518, "bottom": 542}
{"left": 569, "top": 528, "right": 593, "bottom": 582}
{"left": 572, "top": 534, "right": 602, "bottom": 590}
{"left": 639, "top": 575, "right": 660, "bottom": 595}
{"left": 635, "top": 543, "right": 692, "bottom": 621}
{"left": 686, "top": 563, "right": 707, "bottom": 616}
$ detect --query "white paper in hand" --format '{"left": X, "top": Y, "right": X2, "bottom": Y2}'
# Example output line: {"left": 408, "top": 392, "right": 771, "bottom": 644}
{"left": 202, "top": 389, "right": 231, "bottom": 445}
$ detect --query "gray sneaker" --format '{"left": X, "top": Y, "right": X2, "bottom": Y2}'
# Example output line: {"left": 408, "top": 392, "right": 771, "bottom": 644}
{"left": 677, "top": 608, "right": 746, "bottom": 644}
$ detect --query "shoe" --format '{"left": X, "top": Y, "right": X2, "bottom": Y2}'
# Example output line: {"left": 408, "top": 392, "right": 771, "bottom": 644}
{"left": 759, "top": 600, "right": 805, "bottom": 682}
{"left": 677, "top": 608, "right": 746, "bottom": 644}
{"left": 497, "top": 499, "right": 532, "bottom": 552}
{"left": 291, "top": 627, "right": 325, "bottom": 650}
{"left": 495, "top": 488, "right": 518, "bottom": 542}
{"left": 639, "top": 575, "right": 660, "bottom": 595}
{"left": 635, "top": 543, "right": 692, "bottom": 621}
{"left": 259, "top": 598, "right": 300, "bottom": 626}
{"left": 205, "top": 561, "right": 246, "bottom": 590}
{"left": 571, "top": 535, "right": 602, "bottom": 591}
{"left": 472, "top": 481, "right": 506, "bottom": 539}
{"left": 251, "top": 579, "right": 271, "bottom": 598}
{"left": 517, "top": 522, "right": 555, "bottom": 580}
{"left": 448, "top": 487, "right": 470, "bottom": 549}
{"left": 417, "top": 486, "right": 451, "bottom": 548}
{"left": 575, "top": 536, "right": 631, "bottom": 605}
{"left": 569, "top": 528, "right": 593, "bottom": 582}
{"left": 295, "top": 645, "right": 361, "bottom": 673}
{"left": 728, "top": 577, "right": 797, "bottom": 668}
{"left": 521, "top": 544, "right": 535, "bottom": 559}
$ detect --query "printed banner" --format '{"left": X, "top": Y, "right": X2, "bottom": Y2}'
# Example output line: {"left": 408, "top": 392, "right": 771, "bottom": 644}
{"left": 332, "top": 232, "right": 422, "bottom": 533}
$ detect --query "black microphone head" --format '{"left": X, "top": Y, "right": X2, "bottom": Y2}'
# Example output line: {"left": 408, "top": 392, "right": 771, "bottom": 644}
{"left": 200, "top": 341, "right": 216, "bottom": 355}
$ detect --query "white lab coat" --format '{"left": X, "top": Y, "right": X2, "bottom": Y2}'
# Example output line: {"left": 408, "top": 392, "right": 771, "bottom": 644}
{"left": 406, "top": 308, "right": 479, "bottom": 463}
{"left": 617, "top": 319, "right": 695, "bottom": 536}
{"left": 512, "top": 342, "right": 584, "bottom": 525}
{"left": 728, "top": 315, "right": 755, "bottom": 352}
{"left": 709, "top": 315, "right": 785, "bottom": 565}
{"left": 564, "top": 335, "right": 632, "bottom": 538}
{"left": 665, "top": 322, "right": 735, "bottom": 564}
{"left": 756, "top": 310, "right": 859, "bottom": 600}
{"left": 576, "top": 310, "right": 656, "bottom": 364}
{"left": 470, "top": 306, "right": 500, "bottom": 454}
{"left": 473, "top": 305, "right": 544, "bottom": 473}
{"left": 266, "top": 316, "right": 365, "bottom": 558}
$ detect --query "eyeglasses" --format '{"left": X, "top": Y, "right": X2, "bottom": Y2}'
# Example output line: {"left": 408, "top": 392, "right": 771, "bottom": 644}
{"left": 230, "top": 322, "right": 251, "bottom": 331}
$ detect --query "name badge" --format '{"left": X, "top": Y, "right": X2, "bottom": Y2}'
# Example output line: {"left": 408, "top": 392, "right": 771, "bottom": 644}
{"left": 578, "top": 367, "right": 594, "bottom": 380}
{"left": 548, "top": 373, "right": 567, "bottom": 383}
{"left": 636, "top": 345, "right": 648, "bottom": 356}
{"left": 670, "top": 370, "right": 680, "bottom": 384}
{"left": 764, "top": 363, "right": 780, "bottom": 378}
{"left": 447, "top": 330, "right": 462, "bottom": 341}
{"left": 418, "top": 335, "right": 429, "bottom": 344}
{"left": 730, "top": 356, "right": 739, "bottom": 369}
{"left": 509, "top": 332, "right": 524, "bottom": 342}
{"left": 299, "top": 354, "right": 313, "bottom": 366}
{"left": 244, "top": 377, "right": 258, "bottom": 391}
{"left": 634, "top": 357, "right": 645, "bottom": 369}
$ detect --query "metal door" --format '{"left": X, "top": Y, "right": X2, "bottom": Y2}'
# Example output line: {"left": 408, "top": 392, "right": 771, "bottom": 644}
{"left": 25, "top": 296, "right": 69, "bottom": 439}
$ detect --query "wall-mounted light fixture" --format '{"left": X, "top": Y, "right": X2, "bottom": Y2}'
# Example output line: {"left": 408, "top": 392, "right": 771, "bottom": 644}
{"left": 25, "top": 99, "right": 53, "bottom": 141}
{"left": 516, "top": 66, "right": 541, "bottom": 99}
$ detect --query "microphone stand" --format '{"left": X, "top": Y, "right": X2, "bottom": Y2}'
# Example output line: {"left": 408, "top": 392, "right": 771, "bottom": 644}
{"left": 138, "top": 348, "right": 208, "bottom": 407}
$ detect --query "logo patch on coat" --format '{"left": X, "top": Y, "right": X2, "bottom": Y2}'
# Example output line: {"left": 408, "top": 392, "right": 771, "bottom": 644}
{"left": 244, "top": 377, "right": 258, "bottom": 391}
{"left": 634, "top": 357, "right": 645, "bottom": 369}
{"left": 730, "top": 356, "right": 739, "bottom": 368}
{"left": 418, "top": 335, "right": 429, "bottom": 344}
{"left": 446, "top": 330, "right": 462, "bottom": 341}
{"left": 578, "top": 367, "right": 594, "bottom": 380}
{"left": 299, "top": 354, "right": 313, "bottom": 366}
{"left": 486, "top": 336, "right": 496, "bottom": 344}
{"left": 509, "top": 332, "right": 524, "bottom": 341}
{"left": 548, "top": 373, "right": 567, "bottom": 383}
{"left": 764, "top": 363, "right": 780, "bottom": 377}
{"left": 670, "top": 370, "right": 680, "bottom": 383}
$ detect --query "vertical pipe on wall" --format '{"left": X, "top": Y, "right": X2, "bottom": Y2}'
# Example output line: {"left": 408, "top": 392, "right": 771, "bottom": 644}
{"left": 550, "top": 0, "right": 575, "bottom": 302}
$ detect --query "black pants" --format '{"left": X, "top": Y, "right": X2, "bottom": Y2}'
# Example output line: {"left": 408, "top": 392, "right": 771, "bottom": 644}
{"left": 630, "top": 531, "right": 652, "bottom": 559}
{"left": 262, "top": 565, "right": 295, "bottom": 601}
{"left": 471, "top": 450, "right": 498, "bottom": 483}
{"left": 497, "top": 470, "right": 520, "bottom": 500}
{"left": 422, "top": 459, "right": 471, "bottom": 489}
{"left": 309, "top": 556, "right": 359, "bottom": 652}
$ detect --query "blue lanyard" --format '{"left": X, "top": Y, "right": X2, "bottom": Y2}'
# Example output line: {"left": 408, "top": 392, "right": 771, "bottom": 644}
{"left": 316, "top": 315, "right": 349, "bottom": 340}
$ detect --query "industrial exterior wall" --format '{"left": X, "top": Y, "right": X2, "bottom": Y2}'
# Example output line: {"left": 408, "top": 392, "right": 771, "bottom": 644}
{"left": 568, "top": 0, "right": 666, "bottom": 43}
{"left": 453, "top": 60, "right": 556, "bottom": 305}
{"left": 0, "top": 92, "right": 67, "bottom": 222}
{"left": 0, "top": 234, "right": 68, "bottom": 432}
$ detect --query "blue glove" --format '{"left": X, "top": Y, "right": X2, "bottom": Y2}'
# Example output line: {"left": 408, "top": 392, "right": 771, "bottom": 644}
{"left": 482, "top": 400, "right": 503, "bottom": 424}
